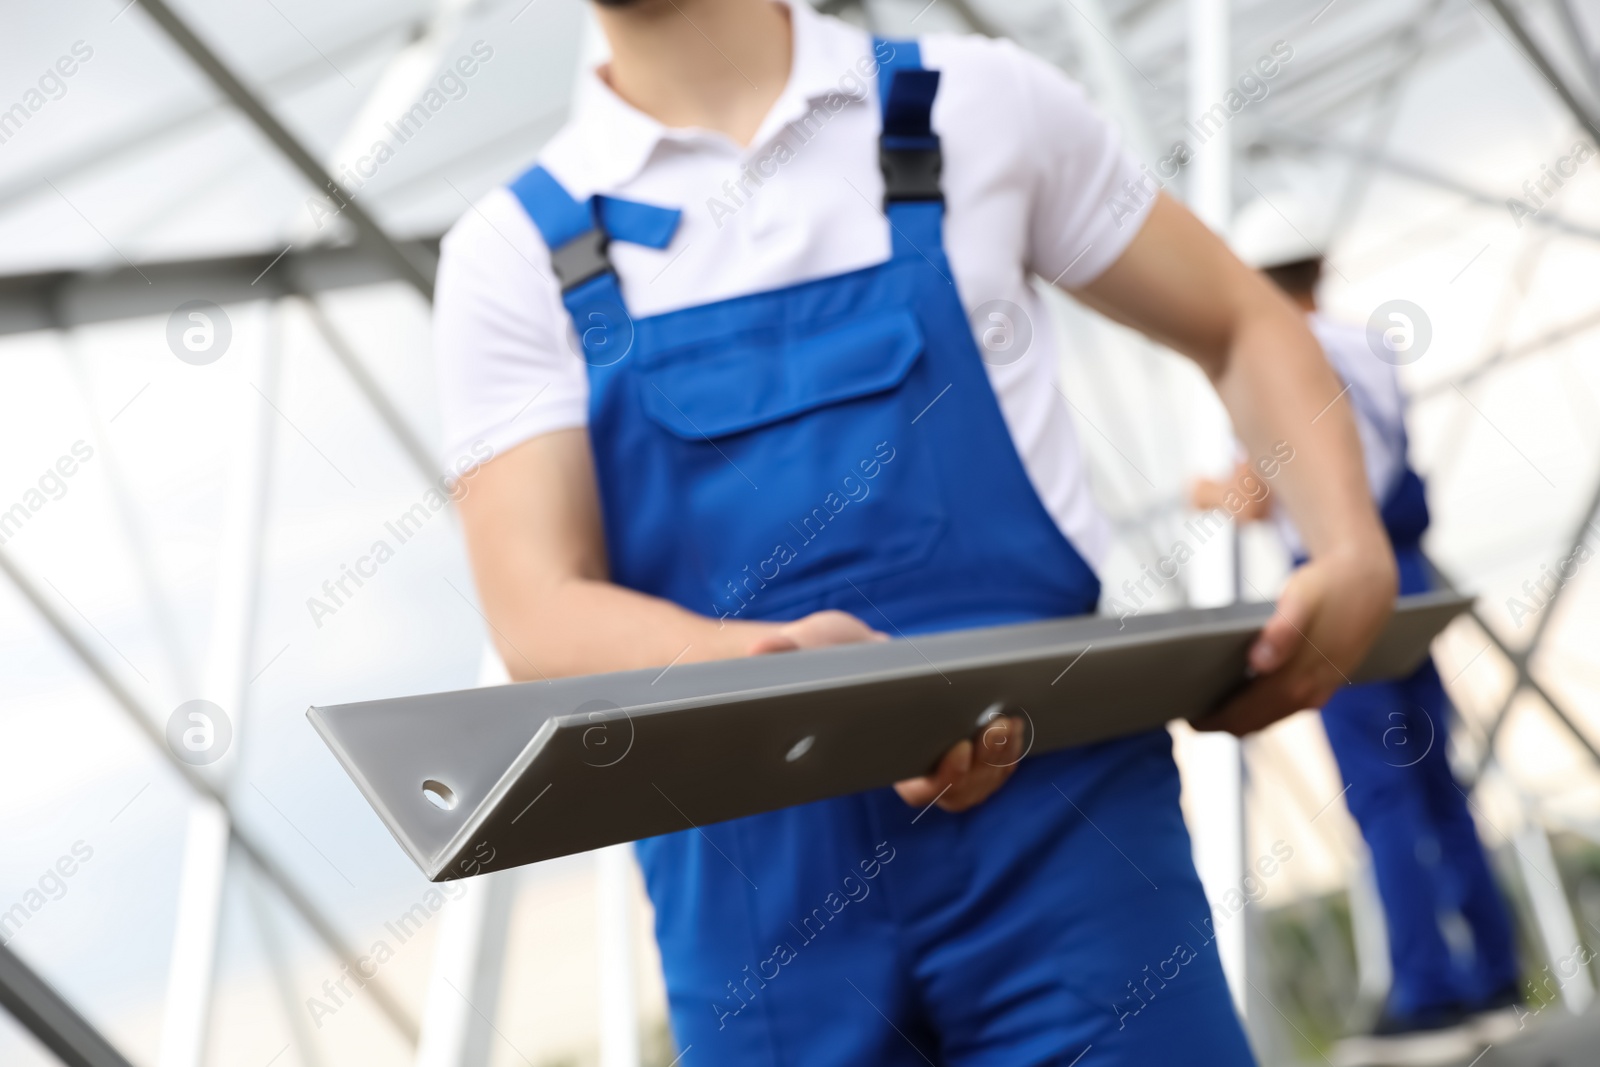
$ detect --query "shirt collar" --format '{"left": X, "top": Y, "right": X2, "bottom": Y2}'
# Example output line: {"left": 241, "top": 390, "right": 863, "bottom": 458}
{"left": 787, "top": 0, "right": 872, "bottom": 104}
{"left": 565, "top": 0, "right": 874, "bottom": 194}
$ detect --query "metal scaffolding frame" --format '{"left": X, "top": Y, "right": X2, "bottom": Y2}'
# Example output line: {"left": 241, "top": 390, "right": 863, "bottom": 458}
{"left": 0, "top": 1, "right": 439, "bottom": 1053}
{"left": 131, "top": 0, "right": 437, "bottom": 298}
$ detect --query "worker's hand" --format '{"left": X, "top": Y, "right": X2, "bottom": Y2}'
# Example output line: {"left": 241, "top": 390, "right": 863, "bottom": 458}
{"left": 1193, "top": 548, "right": 1396, "bottom": 736}
{"left": 1190, "top": 463, "right": 1272, "bottom": 523}
{"left": 894, "top": 714, "right": 1024, "bottom": 814}
{"left": 745, "top": 609, "right": 888, "bottom": 655}
{"left": 746, "top": 612, "right": 1024, "bottom": 812}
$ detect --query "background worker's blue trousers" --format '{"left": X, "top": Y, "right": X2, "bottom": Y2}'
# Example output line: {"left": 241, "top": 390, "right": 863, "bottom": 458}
{"left": 636, "top": 730, "right": 1256, "bottom": 1067}
{"left": 1321, "top": 658, "right": 1520, "bottom": 1018}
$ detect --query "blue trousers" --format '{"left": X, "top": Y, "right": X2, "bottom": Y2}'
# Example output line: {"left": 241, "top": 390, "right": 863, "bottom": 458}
{"left": 1321, "top": 658, "right": 1519, "bottom": 1017}
{"left": 636, "top": 730, "right": 1256, "bottom": 1066}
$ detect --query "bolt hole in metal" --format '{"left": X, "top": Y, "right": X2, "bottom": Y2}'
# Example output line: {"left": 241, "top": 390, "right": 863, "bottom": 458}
{"left": 421, "top": 778, "right": 458, "bottom": 811}
{"left": 785, "top": 735, "right": 816, "bottom": 763}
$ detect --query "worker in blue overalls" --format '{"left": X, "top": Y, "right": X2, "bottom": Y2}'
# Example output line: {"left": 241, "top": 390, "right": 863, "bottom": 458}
{"left": 1195, "top": 198, "right": 1522, "bottom": 1066}
{"left": 437, "top": 3, "right": 1397, "bottom": 1063}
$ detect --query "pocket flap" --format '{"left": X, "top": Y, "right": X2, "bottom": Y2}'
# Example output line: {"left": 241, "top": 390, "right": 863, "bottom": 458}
{"left": 640, "top": 311, "right": 925, "bottom": 440}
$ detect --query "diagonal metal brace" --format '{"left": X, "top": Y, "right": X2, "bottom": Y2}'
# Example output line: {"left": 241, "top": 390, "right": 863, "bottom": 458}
{"left": 132, "top": 0, "right": 437, "bottom": 299}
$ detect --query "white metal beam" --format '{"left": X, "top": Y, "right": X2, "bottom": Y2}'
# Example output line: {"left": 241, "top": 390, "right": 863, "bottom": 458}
{"left": 1184, "top": 0, "right": 1248, "bottom": 1023}
{"left": 158, "top": 798, "right": 231, "bottom": 1067}
{"left": 245, "top": 864, "right": 328, "bottom": 1067}
{"left": 415, "top": 647, "right": 518, "bottom": 1067}
{"left": 1513, "top": 816, "right": 1594, "bottom": 1014}
{"left": 159, "top": 300, "right": 279, "bottom": 1067}
{"left": 597, "top": 846, "right": 640, "bottom": 1067}
{"left": 414, "top": 873, "right": 519, "bottom": 1067}
{"left": 1346, "top": 854, "right": 1393, "bottom": 1022}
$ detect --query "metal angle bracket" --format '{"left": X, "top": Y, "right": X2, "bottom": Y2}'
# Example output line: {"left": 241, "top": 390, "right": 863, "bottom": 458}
{"left": 309, "top": 591, "right": 1472, "bottom": 881}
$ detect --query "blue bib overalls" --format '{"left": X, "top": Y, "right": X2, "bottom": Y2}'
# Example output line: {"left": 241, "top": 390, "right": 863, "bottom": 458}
{"left": 510, "top": 43, "right": 1255, "bottom": 1066}
{"left": 1317, "top": 400, "right": 1517, "bottom": 1019}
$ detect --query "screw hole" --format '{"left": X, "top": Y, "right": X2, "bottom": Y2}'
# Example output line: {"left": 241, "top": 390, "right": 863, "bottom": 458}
{"left": 785, "top": 735, "right": 815, "bottom": 763}
{"left": 422, "top": 779, "right": 457, "bottom": 811}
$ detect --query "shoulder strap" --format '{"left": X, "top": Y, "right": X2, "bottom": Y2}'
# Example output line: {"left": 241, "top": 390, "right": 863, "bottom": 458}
{"left": 873, "top": 39, "right": 942, "bottom": 205}
{"left": 506, "top": 165, "right": 682, "bottom": 366}
{"left": 508, "top": 165, "right": 593, "bottom": 249}
{"left": 507, "top": 165, "right": 682, "bottom": 295}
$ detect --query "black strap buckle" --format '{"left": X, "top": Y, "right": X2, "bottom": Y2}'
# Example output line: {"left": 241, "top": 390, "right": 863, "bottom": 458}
{"left": 880, "top": 146, "right": 943, "bottom": 204}
{"left": 549, "top": 228, "right": 612, "bottom": 292}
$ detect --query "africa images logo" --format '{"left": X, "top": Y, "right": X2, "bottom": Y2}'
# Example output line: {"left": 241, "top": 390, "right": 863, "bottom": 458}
{"left": 166, "top": 700, "right": 232, "bottom": 766}
{"left": 166, "top": 301, "right": 232, "bottom": 365}
{"left": 1365, "top": 300, "right": 1431, "bottom": 366}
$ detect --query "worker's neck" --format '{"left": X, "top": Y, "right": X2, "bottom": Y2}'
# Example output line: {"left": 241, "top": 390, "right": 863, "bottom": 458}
{"left": 596, "top": 0, "right": 792, "bottom": 147}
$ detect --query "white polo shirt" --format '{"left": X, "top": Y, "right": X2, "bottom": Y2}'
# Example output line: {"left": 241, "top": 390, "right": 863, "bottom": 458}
{"left": 433, "top": 0, "right": 1154, "bottom": 569}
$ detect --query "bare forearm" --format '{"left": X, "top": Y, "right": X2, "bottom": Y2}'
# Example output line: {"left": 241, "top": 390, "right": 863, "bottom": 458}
{"left": 1069, "top": 192, "right": 1395, "bottom": 734}
{"left": 457, "top": 429, "right": 773, "bottom": 682}
{"left": 480, "top": 574, "right": 768, "bottom": 682}
{"left": 1075, "top": 194, "right": 1390, "bottom": 568}
{"left": 1213, "top": 293, "right": 1390, "bottom": 564}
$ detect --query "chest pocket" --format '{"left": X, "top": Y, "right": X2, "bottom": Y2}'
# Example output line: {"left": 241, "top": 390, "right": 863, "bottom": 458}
{"left": 619, "top": 310, "right": 949, "bottom": 621}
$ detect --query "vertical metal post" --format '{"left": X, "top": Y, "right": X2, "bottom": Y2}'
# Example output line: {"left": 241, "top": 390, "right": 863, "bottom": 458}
{"left": 158, "top": 799, "right": 231, "bottom": 1067}
{"left": 414, "top": 873, "right": 519, "bottom": 1067}
{"left": 1493, "top": 766, "right": 1598, "bottom": 1014}
{"left": 597, "top": 846, "right": 641, "bottom": 1067}
{"left": 1188, "top": 0, "right": 1233, "bottom": 233}
{"left": 244, "top": 865, "right": 327, "bottom": 1067}
{"left": 1346, "top": 854, "right": 1393, "bottom": 1021}
{"left": 1514, "top": 822, "right": 1594, "bottom": 1013}
{"left": 159, "top": 299, "right": 279, "bottom": 1067}
{"left": 1184, "top": 0, "right": 1248, "bottom": 1021}
{"left": 415, "top": 646, "right": 519, "bottom": 1067}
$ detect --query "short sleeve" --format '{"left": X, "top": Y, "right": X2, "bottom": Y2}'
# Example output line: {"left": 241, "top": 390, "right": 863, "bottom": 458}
{"left": 432, "top": 186, "right": 590, "bottom": 470}
{"left": 1006, "top": 43, "right": 1155, "bottom": 288}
